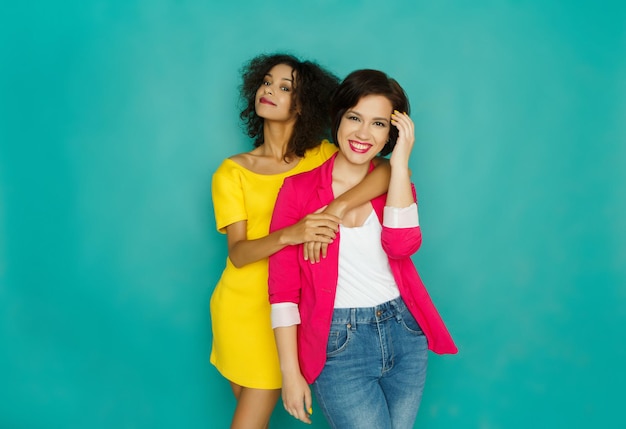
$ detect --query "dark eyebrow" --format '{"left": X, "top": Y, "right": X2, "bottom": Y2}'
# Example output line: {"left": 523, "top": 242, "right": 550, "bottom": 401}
{"left": 346, "top": 109, "right": 390, "bottom": 123}
{"left": 265, "top": 72, "right": 293, "bottom": 82}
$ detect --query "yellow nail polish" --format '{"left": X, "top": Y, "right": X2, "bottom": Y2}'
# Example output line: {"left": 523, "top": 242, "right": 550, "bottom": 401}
{"left": 308, "top": 407, "right": 313, "bottom": 415}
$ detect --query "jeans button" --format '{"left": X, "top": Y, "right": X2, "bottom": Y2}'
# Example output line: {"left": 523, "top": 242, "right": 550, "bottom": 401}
{"left": 376, "top": 310, "right": 382, "bottom": 317}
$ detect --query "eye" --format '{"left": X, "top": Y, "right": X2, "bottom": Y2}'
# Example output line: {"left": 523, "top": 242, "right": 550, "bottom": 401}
{"left": 262, "top": 80, "right": 271, "bottom": 86}
{"left": 347, "top": 115, "right": 360, "bottom": 122}
{"left": 373, "top": 121, "right": 387, "bottom": 127}
{"left": 280, "top": 85, "right": 291, "bottom": 92}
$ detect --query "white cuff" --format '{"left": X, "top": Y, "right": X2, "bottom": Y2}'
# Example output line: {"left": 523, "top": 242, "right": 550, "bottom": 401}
{"left": 383, "top": 203, "right": 419, "bottom": 228}
{"left": 271, "top": 302, "right": 301, "bottom": 328}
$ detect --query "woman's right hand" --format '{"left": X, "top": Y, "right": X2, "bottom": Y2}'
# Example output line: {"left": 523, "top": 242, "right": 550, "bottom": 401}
{"left": 282, "top": 211, "right": 340, "bottom": 247}
{"left": 281, "top": 371, "right": 313, "bottom": 424}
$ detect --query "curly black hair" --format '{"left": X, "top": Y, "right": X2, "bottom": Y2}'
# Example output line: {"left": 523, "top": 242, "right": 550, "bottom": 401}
{"left": 239, "top": 53, "right": 340, "bottom": 158}
{"left": 330, "top": 69, "right": 410, "bottom": 156}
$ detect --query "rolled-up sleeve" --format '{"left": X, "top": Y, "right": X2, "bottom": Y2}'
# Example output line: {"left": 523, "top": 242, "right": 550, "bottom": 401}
{"left": 383, "top": 203, "right": 419, "bottom": 228}
{"left": 271, "top": 302, "right": 301, "bottom": 328}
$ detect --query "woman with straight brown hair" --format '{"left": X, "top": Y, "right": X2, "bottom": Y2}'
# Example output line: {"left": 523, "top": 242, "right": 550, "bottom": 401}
{"left": 269, "top": 69, "right": 457, "bottom": 428}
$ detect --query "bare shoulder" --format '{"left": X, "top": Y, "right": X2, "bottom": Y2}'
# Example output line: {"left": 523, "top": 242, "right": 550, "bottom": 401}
{"left": 228, "top": 148, "right": 299, "bottom": 175}
{"left": 228, "top": 152, "right": 256, "bottom": 170}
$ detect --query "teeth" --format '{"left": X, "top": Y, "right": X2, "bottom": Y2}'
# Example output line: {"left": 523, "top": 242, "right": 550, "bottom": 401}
{"left": 351, "top": 141, "right": 370, "bottom": 150}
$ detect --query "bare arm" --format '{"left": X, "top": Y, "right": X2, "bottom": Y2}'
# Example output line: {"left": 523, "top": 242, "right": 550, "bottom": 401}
{"left": 303, "top": 159, "right": 392, "bottom": 263}
{"left": 226, "top": 213, "right": 341, "bottom": 268}
{"left": 386, "top": 111, "right": 415, "bottom": 207}
{"left": 274, "top": 325, "right": 313, "bottom": 424}
{"left": 326, "top": 157, "right": 391, "bottom": 218}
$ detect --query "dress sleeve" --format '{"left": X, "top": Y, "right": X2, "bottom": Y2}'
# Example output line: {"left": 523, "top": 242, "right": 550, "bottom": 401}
{"left": 268, "top": 177, "right": 304, "bottom": 305}
{"left": 211, "top": 161, "right": 247, "bottom": 233}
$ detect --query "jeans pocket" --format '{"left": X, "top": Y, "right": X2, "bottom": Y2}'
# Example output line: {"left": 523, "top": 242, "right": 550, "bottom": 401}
{"left": 326, "top": 323, "right": 351, "bottom": 357}
{"left": 399, "top": 310, "right": 424, "bottom": 336}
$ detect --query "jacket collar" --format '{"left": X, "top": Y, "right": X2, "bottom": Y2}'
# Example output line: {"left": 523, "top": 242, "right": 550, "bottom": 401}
{"left": 315, "top": 152, "right": 338, "bottom": 203}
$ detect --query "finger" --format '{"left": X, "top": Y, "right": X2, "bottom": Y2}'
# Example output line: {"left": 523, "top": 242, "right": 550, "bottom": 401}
{"left": 309, "top": 223, "right": 336, "bottom": 237}
{"left": 320, "top": 242, "right": 329, "bottom": 259}
{"left": 303, "top": 219, "right": 339, "bottom": 236}
{"left": 309, "top": 234, "right": 333, "bottom": 246}
{"left": 313, "top": 206, "right": 343, "bottom": 224}
{"left": 392, "top": 118, "right": 413, "bottom": 139}
{"left": 284, "top": 404, "right": 294, "bottom": 417}
{"left": 295, "top": 404, "right": 312, "bottom": 424}
{"left": 391, "top": 112, "right": 415, "bottom": 150}
{"left": 311, "top": 241, "right": 322, "bottom": 264}
{"left": 309, "top": 213, "right": 342, "bottom": 225}
{"left": 392, "top": 110, "right": 414, "bottom": 131}
{"left": 314, "top": 226, "right": 337, "bottom": 239}
{"left": 321, "top": 220, "right": 340, "bottom": 232}
{"left": 303, "top": 242, "right": 311, "bottom": 261}
{"left": 313, "top": 241, "right": 322, "bottom": 264}
{"left": 311, "top": 220, "right": 339, "bottom": 234}
{"left": 305, "top": 389, "right": 313, "bottom": 417}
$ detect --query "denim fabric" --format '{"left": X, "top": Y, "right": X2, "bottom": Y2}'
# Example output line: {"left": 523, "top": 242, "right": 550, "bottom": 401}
{"left": 312, "top": 297, "right": 428, "bottom": 429}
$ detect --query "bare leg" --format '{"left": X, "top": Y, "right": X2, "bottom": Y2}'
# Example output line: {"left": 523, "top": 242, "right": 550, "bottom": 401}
{"left": 229, "top": 382, "right": 281, "bottom": 429}
{"left": 230, "top": 384, "right": 280, "bottom": 429}
{"left": 230, "top": 381, "right": 243, "bottom": 400}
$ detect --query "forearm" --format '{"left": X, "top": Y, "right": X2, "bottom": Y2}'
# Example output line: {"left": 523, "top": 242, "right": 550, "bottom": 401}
{"left": 387, "top": 111, "right": 416, "bottom": 208}
{"left": 274, "top": 324, "right": 312, "bottom": 423}
{"left": 229, "top": 229, "right": 290, "bottom": 268}
{"left": 325, "top": 159, "right": 391, "bottom": 218}
{"left": 386, "top": 165, "right": 414, "bottom": 208}
{"left": 230, "top": 213, "right": 339, "bottom": 267}
{"left": 274, "top": 325, "right": 301, "bottom": 376}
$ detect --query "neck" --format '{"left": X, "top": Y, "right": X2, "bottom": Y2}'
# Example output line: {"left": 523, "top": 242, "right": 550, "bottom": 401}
{"left": 331, "top": 152, "right": 370, "bottom": 197}
{"left": 262, "top": 119, "right": 297, "bottom": 160}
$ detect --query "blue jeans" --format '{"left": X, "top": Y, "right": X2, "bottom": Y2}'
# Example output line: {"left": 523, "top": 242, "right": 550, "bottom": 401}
{"left": 312, "top": 297, "right": 428, "bottom": 429}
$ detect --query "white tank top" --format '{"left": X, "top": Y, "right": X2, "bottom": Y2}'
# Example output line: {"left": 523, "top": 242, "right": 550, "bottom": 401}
{"left": 334, "top": 210, "right": 400, "bottom": 308}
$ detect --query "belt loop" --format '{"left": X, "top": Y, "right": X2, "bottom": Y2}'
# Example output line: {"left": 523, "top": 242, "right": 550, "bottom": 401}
{"left": 393, "top": 297, "right": 403, "bottom": 322}
{"left": 350, "top": 308, "right": 356, "bottom": 330}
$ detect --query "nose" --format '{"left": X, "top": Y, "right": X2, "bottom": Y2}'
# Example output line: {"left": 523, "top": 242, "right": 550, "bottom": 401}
{"left": 355, "top": 123, "right": 370, "bottom": 139}
{"left": 264, "top": 85, "right": 273, "bottom": 95}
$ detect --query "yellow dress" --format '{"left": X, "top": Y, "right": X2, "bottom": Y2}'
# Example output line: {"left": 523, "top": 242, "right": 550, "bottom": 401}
{"left": 210, "top": 141, "right": 337, "bottom": 389}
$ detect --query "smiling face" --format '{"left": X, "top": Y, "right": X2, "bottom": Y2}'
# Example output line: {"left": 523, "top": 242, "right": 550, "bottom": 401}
{"left": 254, "top": 63, "right": 297, "bottom": 122}
{"left": 336, "top": 94, "right": 393, "bottom": 165}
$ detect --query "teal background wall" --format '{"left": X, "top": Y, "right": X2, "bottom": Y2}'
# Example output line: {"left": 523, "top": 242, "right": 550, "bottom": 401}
{"left": 1, "top": 1, "right": 625, "bottom": 428}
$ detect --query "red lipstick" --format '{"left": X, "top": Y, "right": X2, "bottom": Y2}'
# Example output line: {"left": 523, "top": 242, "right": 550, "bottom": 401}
{"left": 259, "top": 97, "right": 276, "bottom": 106}
{"left": 348, "top": 140, "right": 373, "bottom": 154}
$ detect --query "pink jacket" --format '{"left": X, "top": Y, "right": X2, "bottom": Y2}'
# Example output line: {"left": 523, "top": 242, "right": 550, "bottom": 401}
{"left": 269, "top": 154, "right": 457, "bottom": 384}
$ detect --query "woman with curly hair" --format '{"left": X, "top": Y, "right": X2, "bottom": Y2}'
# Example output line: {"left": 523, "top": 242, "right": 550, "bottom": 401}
{"left": 210, "top": 54, "right": 391, "bottom": 428}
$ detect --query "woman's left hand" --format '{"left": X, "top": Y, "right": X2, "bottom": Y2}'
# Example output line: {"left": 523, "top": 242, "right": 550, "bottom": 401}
{"left": 281, "top": 371, "right": 313, "bottom": 424}
{"left": 389, "top": 110, "right": 415, "bottom": 168}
